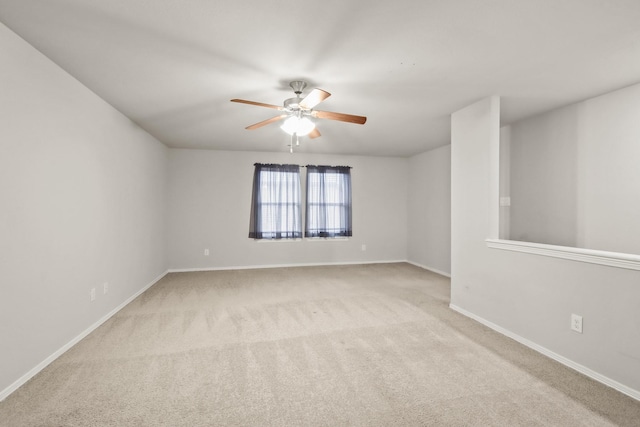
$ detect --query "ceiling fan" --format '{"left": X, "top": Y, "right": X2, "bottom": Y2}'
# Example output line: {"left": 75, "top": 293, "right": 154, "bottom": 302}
{"left": 230, "top": 81, "right": 367, "bottom": 141}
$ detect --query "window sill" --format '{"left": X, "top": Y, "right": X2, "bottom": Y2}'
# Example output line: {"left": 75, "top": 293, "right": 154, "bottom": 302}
{"left": 485, "top": 238, "right": 640, "bottom": 271}
{"left": 254, "top": 237, "right": 350, "bottom": 243}
{"left": 254, "top": 238, "right": 302, "bottom": 243}
{"left": 305, "top": 237, "right": 350, "bottom": 241}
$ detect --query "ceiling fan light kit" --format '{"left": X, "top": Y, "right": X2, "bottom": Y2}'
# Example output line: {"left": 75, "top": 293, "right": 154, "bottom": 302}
{"left": 281, "top": 115, "right": 315, "bottom": 136}
{"left": 231, "top": 80, "right": 366, "bottom": 152}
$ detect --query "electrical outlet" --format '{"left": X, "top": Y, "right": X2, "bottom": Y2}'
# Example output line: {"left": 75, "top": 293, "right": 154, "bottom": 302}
{"left": 204, "top": 248, "right": 210, "bottom": 256}
{"left": 361, "top": 244, "right": 367, "bottom": 251}
{"left": 90, "top": 288, "right": 96, "bottom": 302}
{"left": 103, "top": 282, "right": 109, "bottom": 294}
{"left": 571, "top": 313, "right": 583, "bottom": 333}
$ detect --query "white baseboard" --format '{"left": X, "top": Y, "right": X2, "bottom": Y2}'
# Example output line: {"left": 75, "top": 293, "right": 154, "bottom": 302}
{"left": 168, "top": 259, "right": 408, "bottom": 273}
{"left": 406, "top": 260, "right": 451, "bottom": 277}
{"left": 449, "top": 304, "right": 640, "bottom": 402}
{"left": 0, "top": 270, "right": 168, "bottom": 402}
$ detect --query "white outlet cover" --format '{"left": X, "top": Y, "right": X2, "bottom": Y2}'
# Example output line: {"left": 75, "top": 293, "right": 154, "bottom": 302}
{"left": 571, "top": 314, "right": 583, "bottom": 333}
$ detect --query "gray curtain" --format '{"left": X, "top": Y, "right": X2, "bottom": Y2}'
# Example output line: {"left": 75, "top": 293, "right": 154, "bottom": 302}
{"left": 305, "top": 165, "right": 352, "bottom": 238}
{"left": 249, "top": 163, "right": 302, "bottom": 239}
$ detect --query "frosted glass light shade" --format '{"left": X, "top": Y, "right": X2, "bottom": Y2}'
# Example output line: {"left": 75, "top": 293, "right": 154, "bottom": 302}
{"left": 281, "top": 116, "right": 315, "bottom": 136}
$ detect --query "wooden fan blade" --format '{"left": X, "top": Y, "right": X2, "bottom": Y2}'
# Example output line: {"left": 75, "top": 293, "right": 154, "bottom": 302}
{"left": 231, "top": 99, "right": 284, "bottom": 110}
{"left": 299, "top": 89, "right": 331, "bottom": 109}
{"left": 246, "top": 114, "right": 287, "bottom": 130}
{"left": 308, "top": 128, "right": 321, "bottom": 139}
{"left": 312, "top": 110, "right": 367, "bottom": 125}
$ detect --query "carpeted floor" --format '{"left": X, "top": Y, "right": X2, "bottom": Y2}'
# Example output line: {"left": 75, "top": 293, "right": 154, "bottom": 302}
{"left": 1, "top": 263, "right": 639, "bottom": 426}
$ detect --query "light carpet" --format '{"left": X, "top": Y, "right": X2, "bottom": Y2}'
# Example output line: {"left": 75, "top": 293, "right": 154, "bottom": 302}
{"left": 1, "top": 263, "right": 639, "bottom": 426}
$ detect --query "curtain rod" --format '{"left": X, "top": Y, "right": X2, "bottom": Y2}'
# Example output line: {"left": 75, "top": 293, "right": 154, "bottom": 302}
{"left": 254, "top": 163, "right": 352, "bottom": 169}
{"left": 304, "top": 165, "right": 352, "bottom": 169}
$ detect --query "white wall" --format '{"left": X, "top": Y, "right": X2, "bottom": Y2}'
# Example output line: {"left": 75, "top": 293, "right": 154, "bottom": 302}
{"left": 498, "top": 126, "right": 511, "bottom": 239}
{"left": 0, "top": 23, "right": 168, "bottom": 397}
{"left": 508, "top": 104, "right": 578, "bottom": 247}
{"left": 167, "top": 149, "right": 408, "bottom": 270}
{"left": 577, "top": 83, "right": 640, "bottom": 254}
{"left": 508, "top": 82, "right": 640, "bottom": 254}
{"left": 407, "top": 145, "right": 451, "bottom": 275}
{"left": 451, "top": 96, "right": 640, "bottom": 398}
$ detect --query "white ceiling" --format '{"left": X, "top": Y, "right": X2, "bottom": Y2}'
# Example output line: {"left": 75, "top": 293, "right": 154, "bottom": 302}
{"left": 2, "top": 0, "right": 640, "bottom": 157}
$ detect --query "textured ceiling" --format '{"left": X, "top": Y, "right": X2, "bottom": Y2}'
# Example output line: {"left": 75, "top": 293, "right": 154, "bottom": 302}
{"left": 2, "top": 0, "right": 640, "bottom": 157}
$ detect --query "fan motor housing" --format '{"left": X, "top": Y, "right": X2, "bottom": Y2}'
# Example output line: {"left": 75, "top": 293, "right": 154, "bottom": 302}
{"left": 284, "top": 97, "right": 305, "bottom": 111}
{"left": 289, "top": 80, "right": 307, "bottom": 95}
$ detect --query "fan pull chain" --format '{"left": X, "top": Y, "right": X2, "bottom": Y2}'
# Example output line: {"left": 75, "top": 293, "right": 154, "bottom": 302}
{"left": 288, "top": 133, "right": 301, "bottom": 153}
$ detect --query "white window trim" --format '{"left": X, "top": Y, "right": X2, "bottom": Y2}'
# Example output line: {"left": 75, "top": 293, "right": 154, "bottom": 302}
{"left": 304, "top": 236, "right": 350, "bottom": 241}
{"left": 486, "top": 238, "right": 640, "bottom": 271}
{"left": 255, "top": 238, "right": 303, "bottom": 243}
{"left": 255, "top": 237, "right": 350, "bottom": 243}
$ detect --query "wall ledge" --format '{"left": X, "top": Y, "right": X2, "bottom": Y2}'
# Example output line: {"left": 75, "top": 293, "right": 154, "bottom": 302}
{"left": 486, "top": 238, "right": 640, "bottom": 271}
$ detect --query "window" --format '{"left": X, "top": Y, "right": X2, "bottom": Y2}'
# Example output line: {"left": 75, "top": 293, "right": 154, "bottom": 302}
{"left": 305, "top": 165, "right": 352, "bottom": 238}
{"left": 249, "top": 163, "right": 302, "bottom": 239}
